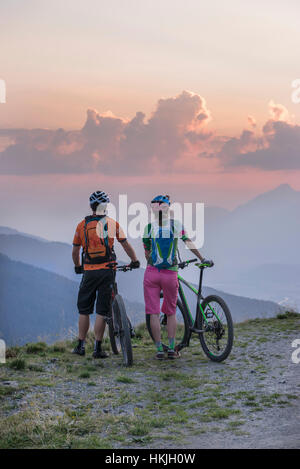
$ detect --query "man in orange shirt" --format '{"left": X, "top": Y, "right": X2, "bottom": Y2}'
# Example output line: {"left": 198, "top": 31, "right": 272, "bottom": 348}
{"left": 72, "top": 191, "right": 139, "bottom": 358}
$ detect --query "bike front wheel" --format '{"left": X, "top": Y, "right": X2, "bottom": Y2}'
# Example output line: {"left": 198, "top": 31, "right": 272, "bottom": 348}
{"left": 109, "top": 314, "right": 120, "bottom": 355}
{"left": 111, "top": 294, "right": 133, "bottom": 366}
{"left": 197, "top": 295, "right": 234, "bottom": 362}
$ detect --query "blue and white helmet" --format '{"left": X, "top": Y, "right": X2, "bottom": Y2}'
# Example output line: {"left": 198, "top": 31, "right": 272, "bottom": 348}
{"left": 151, "top": 194, "right": 170, "bottom": 213}
{"left": 151, "top": 195, "right": 170, "bottom": 206}
{"left": 89, "top": 191, "right": 110, "bottom": 207}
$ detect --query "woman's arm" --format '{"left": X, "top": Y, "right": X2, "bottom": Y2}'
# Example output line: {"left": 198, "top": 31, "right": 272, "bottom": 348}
{"left": 120, "top": 240, "right": 138, "bottom": 262}
{"left": 183, "top": 238, "right": 204, "bottom": 262}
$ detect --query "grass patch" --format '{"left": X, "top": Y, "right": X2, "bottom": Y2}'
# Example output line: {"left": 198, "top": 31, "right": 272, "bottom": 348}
{"left": 0, "top": 410, "right": 113, "bottom": 449}
{"left": 70, "top": 436, "right": 112, "bottom": 449}
{"left": 226, "top": 420, "right": 245, "bottom": 429}
{"left": 200, "top": 406, "right": 240, "bottom": 422}
{"left": 128, "top": 420, "right": 150, "bottom": 436}
{"left": 32, "top": 379, "right": 54, "bottom": 387}
{"left": 28, "top": 364, "right": 44, "bottom": 372}
{"left": 189, "top": 397, "right": 217, "bottom": 409}
{"left": 49, "top": 344, "right": 66, "bottom": 353}
{"left": 0, "top": 385, "right": 16, "bottom": 398}
{"left": 116, "top": 375, "right": 135, "bottom": 384}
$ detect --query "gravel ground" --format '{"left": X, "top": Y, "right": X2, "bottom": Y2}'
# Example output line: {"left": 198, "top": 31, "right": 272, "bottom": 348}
{"left": 0, "top": 316, "right": 300, "bottom": 449}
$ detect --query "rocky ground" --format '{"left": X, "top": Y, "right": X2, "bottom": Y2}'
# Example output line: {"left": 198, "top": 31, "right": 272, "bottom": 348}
{"left": 0, "top": 312, "right": 300, "bottom": 449}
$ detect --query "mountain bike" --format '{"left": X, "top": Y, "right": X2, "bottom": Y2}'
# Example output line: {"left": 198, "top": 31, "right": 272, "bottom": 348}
{"left": 146, "top": 260, "right": 234, "bottom": 362}
{"left": 107, "top": 262, "right": 136, "bottom": 367}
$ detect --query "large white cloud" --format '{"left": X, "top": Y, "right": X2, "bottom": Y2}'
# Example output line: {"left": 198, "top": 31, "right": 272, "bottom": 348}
{"left": 0, "top": 93, "right": 299, "bottom": 174}
{"left": 0, "top": 91, "right": 211, "bottom": 175}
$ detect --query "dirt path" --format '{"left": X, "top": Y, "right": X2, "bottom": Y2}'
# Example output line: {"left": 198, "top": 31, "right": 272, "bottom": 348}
{"left": 1, "top": 315, "right": 300, "bottom": 449}
{"left": 183, "top": 332, "right": 300, "bottom": 449}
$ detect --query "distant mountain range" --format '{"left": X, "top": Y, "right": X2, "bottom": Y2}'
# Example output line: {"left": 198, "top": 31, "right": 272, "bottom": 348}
{"left": 207, "top": 183, "right": 300, "bottom": 268}
{"left": 0, "top": 225, "right": 48, "bottom": 242}
{"left": 0, "top": 253, "right": 78, "bottom": 345}
{"left": 0, "top": 232, "right": 77, "bottom": 281}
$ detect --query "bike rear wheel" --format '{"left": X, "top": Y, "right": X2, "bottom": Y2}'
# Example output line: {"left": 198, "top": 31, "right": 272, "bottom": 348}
{"left": 111, "top": 294, "right": 133, "bottom": 366}
{"left": 146, "top": 299, "right": 190, "bottom": 352}
{"left": 197, "top": 295, "right": 234, "bottom": 362}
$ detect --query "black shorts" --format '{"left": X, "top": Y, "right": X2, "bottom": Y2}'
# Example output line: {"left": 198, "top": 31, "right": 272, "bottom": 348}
{"left": 77, "top": 269, "right": 114, "bottom": 316}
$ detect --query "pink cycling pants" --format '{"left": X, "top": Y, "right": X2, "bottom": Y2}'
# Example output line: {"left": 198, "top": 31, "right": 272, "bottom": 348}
{"left": 144, "top": 265, "right": 179, "bottom": 316}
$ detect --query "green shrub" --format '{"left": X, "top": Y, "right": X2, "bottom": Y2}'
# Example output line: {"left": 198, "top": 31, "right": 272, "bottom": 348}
{"left": 25, "top": 342, "right": 47, "bottom": 354}
{"left": 277, "top": 311, "right": 299, "bottom": 320}
{"left": 8, "top": 357, "right": 26, "bottom": 370}
{"left": 5, "top": 346, "right": 21, "bottom": 359}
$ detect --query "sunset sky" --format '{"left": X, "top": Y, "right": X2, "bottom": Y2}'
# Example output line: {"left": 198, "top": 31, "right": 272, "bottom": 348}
{"left": 0, "top": 0, "right": 300, "bottom": 242}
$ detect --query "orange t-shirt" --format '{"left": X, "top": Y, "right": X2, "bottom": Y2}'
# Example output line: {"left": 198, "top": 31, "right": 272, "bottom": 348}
{"left": 73, "top": 216, "right": 127, "bottom": 270}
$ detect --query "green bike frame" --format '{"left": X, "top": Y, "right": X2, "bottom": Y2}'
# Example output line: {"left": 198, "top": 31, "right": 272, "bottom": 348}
{"left": 177, "top": 264, "right": 222, "bottom": 348}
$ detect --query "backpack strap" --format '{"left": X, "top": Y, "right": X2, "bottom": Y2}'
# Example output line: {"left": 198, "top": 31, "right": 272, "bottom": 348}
{"left": 102, "top": 217, "right": 109, "bottom": 249}
{"left": 170, "top": 219, "right": 175, "bottom": 234}
{"left": 170, "top": 219, "right": 175, "bottom": 260}
{"left": 145, "top": 222, "right": 152, "bottom": 237}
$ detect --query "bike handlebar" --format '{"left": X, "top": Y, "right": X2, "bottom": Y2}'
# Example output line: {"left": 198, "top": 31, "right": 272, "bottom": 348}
{"left": 107, "top": 262, "right": 135, "bottom": 272}
{"left": 178, "top": 259, "right": 214, "bottom": 269}
{"left": 117, "top": 265, "right": 134, "bottom": 272}
{"left": 177, "top": 258, "right": 197, "bottom": 269}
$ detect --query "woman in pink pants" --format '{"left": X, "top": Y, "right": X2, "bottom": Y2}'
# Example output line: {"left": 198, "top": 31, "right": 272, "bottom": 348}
{"left": 143, "top": 195, "right": 206, "bottom": 360}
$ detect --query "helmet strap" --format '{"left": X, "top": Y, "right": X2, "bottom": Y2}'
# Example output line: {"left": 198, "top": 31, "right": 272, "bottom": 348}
{"left": 152, "top": 208, "right": 170, "bottom": 224}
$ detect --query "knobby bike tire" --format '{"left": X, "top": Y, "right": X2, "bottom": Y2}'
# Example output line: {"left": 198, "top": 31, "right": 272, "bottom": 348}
{"left": 197, "top": 294, "right": 234, "bottom": 362}
{"left": 112, "top": 294, "right": 133, "bottom": 366}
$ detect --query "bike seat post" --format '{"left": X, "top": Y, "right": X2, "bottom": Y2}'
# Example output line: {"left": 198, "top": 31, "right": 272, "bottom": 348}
{"left": 108, "top": 263, "right": 118, "bottom": 294}
{"left": 198, "top": 266, "right": 204, "bottom": 298}
{"left": 112, "top": 269, "right": 118, "bottom": 294}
